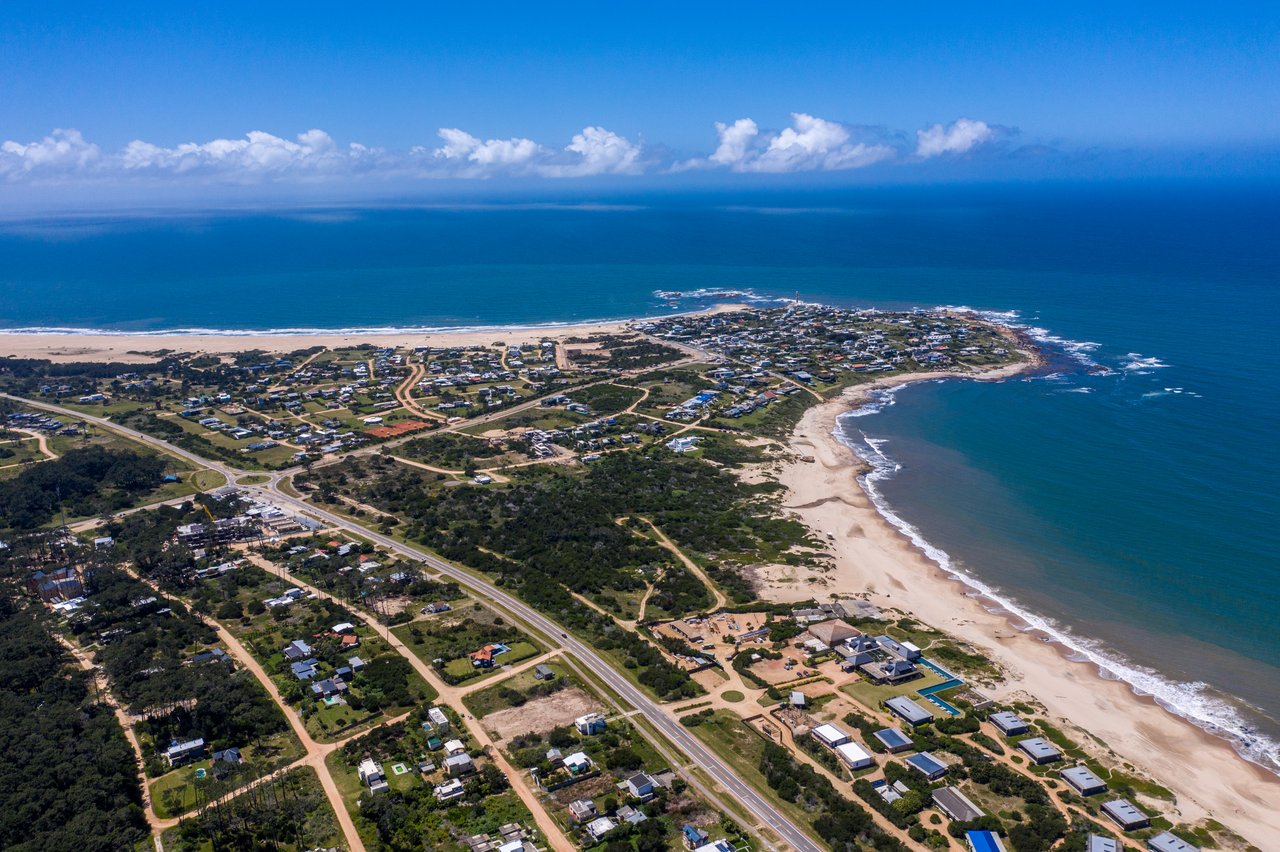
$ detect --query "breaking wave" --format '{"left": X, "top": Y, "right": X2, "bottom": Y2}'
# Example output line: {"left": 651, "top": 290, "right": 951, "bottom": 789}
{"left": 938, "top": 305, "right": 1102, "bottom": 367}
{"left": 834, "top": 394, "right": 1280, "bottom": 776}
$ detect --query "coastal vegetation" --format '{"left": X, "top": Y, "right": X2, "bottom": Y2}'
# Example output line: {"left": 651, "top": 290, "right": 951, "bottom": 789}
{"left": 0, "top": 599, "right": 148, "bottom": 851}
{"left": 0, "top": 445, "right": 167, "bottom": 530}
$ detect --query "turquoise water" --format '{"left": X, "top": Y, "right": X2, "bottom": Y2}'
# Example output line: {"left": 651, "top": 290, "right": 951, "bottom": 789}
{"left": 1, "top": 185, "right": 1277, "bottom": 768}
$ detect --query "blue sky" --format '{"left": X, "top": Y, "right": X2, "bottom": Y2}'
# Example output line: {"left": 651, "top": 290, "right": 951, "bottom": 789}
{"left": 1, "top": 3, "right": 1277, "bottom": 198}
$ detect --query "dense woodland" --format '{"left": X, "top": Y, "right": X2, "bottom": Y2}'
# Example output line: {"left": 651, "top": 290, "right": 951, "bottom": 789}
{"left": 0, "top": 445, "right": 167, "bottom": 530}
{"left": 164, "top": 767, "right": 340, "bottom": 851}
{"left": 71, "top": 565, "right": 290, "bottom": 771}
{"left": 0, "top": 599, "right": 148, "bottom": 851}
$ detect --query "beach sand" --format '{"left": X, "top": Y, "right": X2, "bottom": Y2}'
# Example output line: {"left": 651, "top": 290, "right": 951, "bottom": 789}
{"left": 0, "top": 323, "right": 632, "bottom": 364}
{"left": 0, "top": 304, "right": 747, "bottom": 364}
{"left": 774, "top": 367, "right": 1280, "bottom": 847}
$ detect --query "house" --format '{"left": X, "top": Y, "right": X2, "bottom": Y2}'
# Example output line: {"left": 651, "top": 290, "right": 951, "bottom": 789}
{"left": 1147, "top": 833, "right": 1198, "bottom": 852}
{"left": 1087, "top": 836, "right": 1119, "bottom": 852}
{"left": 834, "top": 742, "right": 874, "bottom": 770}
{"left": 622, "top": 773, "right": 655, "bottom": 800}
{"left": 332, "top": 621, "right": 356, "bottom": 634}
{"left": 291, "top": 658, "right": 319, "bottom": 680}
{"left": 861, "top": 658, "right": 920, "bottom": 684}
{"left": 567, "top": 799, "right": 598, "bottom": 823}
{"left": 932, "top": 786, "right": 984, "bottom": 821}
{"left": 211, "top": 747, "right": 244, "bottom": 765}
{"left": 885, "top": 695, "right": 934, "bottom": 726}
{"left": 789, "top": 690, "right": 807, "bottom": 708}
{"left": 682, "top": 825, "right": 710, "bottom": 850}
{"left": 283, "top": 639, "right": 313, "bottom": 660}
{"left": 341, "top": 634, "right": 360, "bottom": 649}
{"left": 807, "top": 620, "right": 860, "bottom": 646}
{"left": 165, "top": 737, "right": 206, "bottom": 767}
{"left": 445, "top": 753, "right": 476, "bottom": 777}
{"left": 1061, "top": 765, "right": 1108, "bottom": 796}
{"left": 533, "top": 664, "right": 555, "bottom": 681}
{"left": 1101, "top": 798, "right": 1151, "bottom": 830}
{"left": 616, "top": 805, "right": 647, "bottom": 825}
{"left": 584, "top": 817, "right": 617, "bottom": 842}
{"left": 575, "top": 712, "right": 607, "bottom": 735}
{"left": 190, "top": 648, "right": 229, "bottom": 665}
{"left": 470, "top": 643, "right": 508, "bottom": 668}
{"left": 905, "top": 751, "right": 948, "bottom": 781}
{"left": 1017, "top": 737, "right": 1062, "bottom": 765}
{"left": 358, "top": 759, "right": 389, "bottom": 794}
{"left": 693, "top": 842, "right": 735, "bottom": 852}
{"left": 473, "top": 474, "right": 493, "bottom": 485}
{"left": 873, "top": 727, "right": 914, "bottom": 753}
{"left": 562, "top": 752, "right": 591, "bottom": 775}
{"left": 311, "top": 678, "right": 345, "bottom": 699}
{"left": 444, "top": 738, "right": 466, "bottom": 755}
{"left": 966, "top": 831, "right": 1008, "bottom": 852}
{"left": 811, "top": 723, "right": 851, "bottom": 748}
{"left": 348, "top": 655, "right": 366, "bottom": 672}
{"left": 989, "top": 711, "right": 1029, "bottom": 736}
{"left": 434, "top": 779, "right": 465, "bottom": 801}
{"left": 427, "top": 707, "right": 451, "bottom": 732}
{"left": 875, "top": 635, "right": 922, "bottom": 661}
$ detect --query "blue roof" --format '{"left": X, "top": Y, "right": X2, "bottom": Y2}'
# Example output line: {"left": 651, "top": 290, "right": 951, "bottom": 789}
{"left": 905, "top": 752, "right": 946, "bottom": 776}
{"left": 967, "top": 830, "right": 1003, "bottom": 852}
{"left": 875, "top": 727, "right": 911, "bottom": 747}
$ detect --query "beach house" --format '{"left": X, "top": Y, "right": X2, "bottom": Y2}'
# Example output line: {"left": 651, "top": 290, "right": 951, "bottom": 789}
{"left": 1017, "top": 737, "right": 1063, "bottom": 765}
{"left": 1101, "top": 798, "right": 1150, "bottom": 830}
{"left": 885, "top": 695, "right": 934, "bottom": 726}
{"left": 1061, "top": 765, "right": 1108, "bottom": 796}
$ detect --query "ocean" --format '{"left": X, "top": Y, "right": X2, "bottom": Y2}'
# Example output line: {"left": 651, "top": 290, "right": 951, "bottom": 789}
{"left": 2, "top": 183, "right": 1278, "bottom": 770}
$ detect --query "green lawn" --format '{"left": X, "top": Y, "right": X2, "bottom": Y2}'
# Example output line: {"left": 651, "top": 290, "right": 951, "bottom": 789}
{"left": 839, "top": 666, "right": 947, "bottom": 713}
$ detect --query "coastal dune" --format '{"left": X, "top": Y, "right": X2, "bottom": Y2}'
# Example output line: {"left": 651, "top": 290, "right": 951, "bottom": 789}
{"left": 776, "top": 371, "right": 1280, "bottom": 848}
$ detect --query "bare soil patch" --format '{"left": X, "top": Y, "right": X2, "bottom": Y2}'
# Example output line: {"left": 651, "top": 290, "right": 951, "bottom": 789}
{"left": 482, "top": 687, "right": 599, "bottom": 741}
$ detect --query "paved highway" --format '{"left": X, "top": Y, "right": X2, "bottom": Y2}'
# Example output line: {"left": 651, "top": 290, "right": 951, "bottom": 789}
{"left": 6, "top": 393, "right": 823, "bottom": 852}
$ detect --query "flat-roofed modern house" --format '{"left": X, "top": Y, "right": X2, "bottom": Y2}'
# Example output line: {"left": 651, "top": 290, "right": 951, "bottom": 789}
{"left": 876, "top": 635, "right": 922, "bottom": 660}
{"left": 1016, "top": 736, "right": 1062, "bottom": 764}
{"left": 834, "top": 742, "right": 874, "bottom": 770}
{"left": 1061, "top": 765, "right": 1108, "bottom": 796}
{"left": 873, "top": 727, "right": 914, "bottom": 753}
{"left": 989, "top": 711, "right": 1029, "bottom": 736}
{"left": 1146, "top": 832, "right": 1198, "bottom": 852}
{"left": 885, "top": 695, "right": 934, "bottom": 726}
{"left": 966, "top": 830, "right": 1007, "bottom": 852}
{"left": 811, "top": 723, "right": 851, "bottom": 748}
{"left": 1101, "top": 798, "right": 1150, "bottom": 830}
{"left": 932, "top": 786, "right": 984, "bottom": 821}
{"left": 904, "top": 751, "right": 947, "bottom": 780}
{"left": 1087, "top": 836, "right": 1119, "bottom": 852}
{"left": 165, "top": 737, "right": 206, "bottom": 767}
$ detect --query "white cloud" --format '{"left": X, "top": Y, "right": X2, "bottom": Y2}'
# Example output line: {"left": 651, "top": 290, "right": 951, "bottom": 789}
{"left": 686, "top": 113, "right": 894, "bottom": 173}
{"left": 0, "top": 115, "right": 1004, "bottom": 187}
{"left": 915, "top": 118, "right": 996, "bottom": 158}
{"left": 118, "top": 129, "right": 372, "bottom": 178}
{"left": 539, "top": 126, "right": 643, "bottom": 177}
{"left": 429, "top": 128, "right": 543, "bottom": 176}
{"left": 708, "top": 118, "right": 759, "bottom": 166}
{"left": 0, "top": 128, "right": 100, "bottom": 178}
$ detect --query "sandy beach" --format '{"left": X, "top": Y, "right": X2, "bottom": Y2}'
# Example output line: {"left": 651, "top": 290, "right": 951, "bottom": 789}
{"left": 773, "top": 366, "right": 1280, "bottom": 848}
{"left": 0, "top": 321, "right": 637, "bottom": 364}
{"left": 0, "top": 304, "right": 755, "bottom": 364}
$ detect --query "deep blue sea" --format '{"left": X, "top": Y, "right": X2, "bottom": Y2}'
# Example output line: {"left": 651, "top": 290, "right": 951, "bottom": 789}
{"left": 2, "top": 184, "right": 1277, "bottom": 770}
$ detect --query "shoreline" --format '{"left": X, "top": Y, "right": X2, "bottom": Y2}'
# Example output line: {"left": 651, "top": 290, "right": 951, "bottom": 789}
{"left": 773, "top": 361, "right": 1280, "bottom": 847}
{"left": 0, "top": 304, "right": 745, "bottom": 364}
